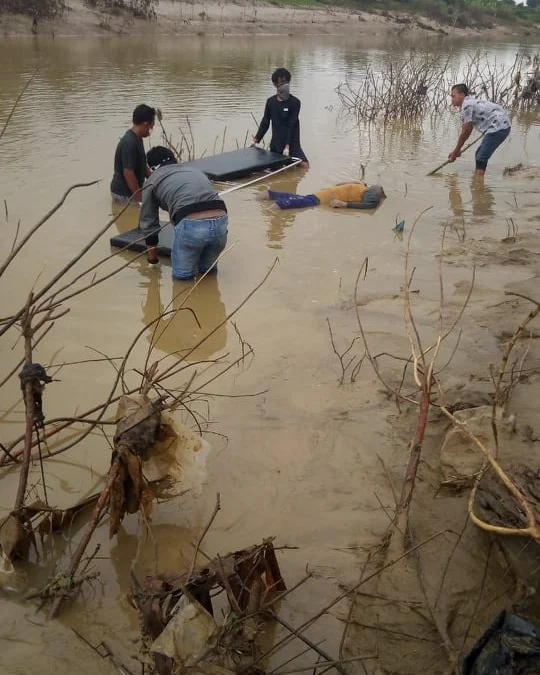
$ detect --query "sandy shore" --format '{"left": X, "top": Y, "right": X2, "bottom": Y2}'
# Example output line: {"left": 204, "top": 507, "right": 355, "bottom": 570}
{"left": 0, "top": 0, "right": 533, "bottom": 38}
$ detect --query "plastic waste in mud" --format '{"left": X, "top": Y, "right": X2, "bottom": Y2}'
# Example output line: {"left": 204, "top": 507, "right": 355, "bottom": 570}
{"left": 151, "top": 595, "right": 219, "bottom": 666}
{"left": 131, "top": 539, "right": 286, "bottom": 675}
{"left": 461, "top": 610, "right": 540, "bottom": 675}
{"left": 143, "top": 412, "right": 210, "bottom": 499}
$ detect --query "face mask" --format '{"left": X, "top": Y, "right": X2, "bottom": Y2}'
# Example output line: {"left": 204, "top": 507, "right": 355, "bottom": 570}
{"left": 277, "top": 83, "right": 290, "bottom": 101}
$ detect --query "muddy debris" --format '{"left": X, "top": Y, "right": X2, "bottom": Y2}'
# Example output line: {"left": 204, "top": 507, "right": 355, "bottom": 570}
{"left": 474, "top": 464, "right": 540, "bottom": 603}
{"left": 461, "top": 610, "right": 540, "bottom": 675}
{"left": 130, "top": 539, "right": 286, "bottom": 675}
{"left": 29, "top": 393, "right": 168, "bottom": 617}
{"left": 440, "top": 406, "right": 516, "bottom": 485}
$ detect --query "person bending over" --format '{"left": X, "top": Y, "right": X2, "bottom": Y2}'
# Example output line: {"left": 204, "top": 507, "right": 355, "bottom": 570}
{"left": 448, "top": 84, "right": 511, "bottom": 175}
{"left": 252, "top": 67, "right": 309, "bottom": 168}
{"left": 111, "top": 104, "right": 156, "bottom": 203}
{"left": 140, "top": 146, "right": 228, "bottom": 281}
{"left": 260, "top": 182, "right": 385, "bottom": 210}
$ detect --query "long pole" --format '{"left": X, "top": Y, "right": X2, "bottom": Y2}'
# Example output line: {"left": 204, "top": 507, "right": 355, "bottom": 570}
{"left": 218, "top": 158, "right": 303, "bottom": 196}
{"left": 427, "top": 135, "right": 483, "bottom": 176}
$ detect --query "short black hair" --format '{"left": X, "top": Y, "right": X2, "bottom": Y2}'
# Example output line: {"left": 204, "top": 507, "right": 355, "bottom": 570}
{"left": 146, "top": 146, "right": 177, "bottom": 169}
{"left": 451, "top": 84, "right": 469, "bottom": 96}
{"left": 133, "top": 104, "right": 156, "bottom": 125}
{"left": 271, "top": 68, "right": 291, "bottom": 85}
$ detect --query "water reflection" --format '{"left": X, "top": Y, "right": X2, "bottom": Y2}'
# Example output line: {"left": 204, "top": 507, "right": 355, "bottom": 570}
{"left": 447, "top": 173, "right": 465, "bottom": 221}
{"left": 258, "top": 169, "right": 307, "bottom": 249}
{"left": 375, "top": 118, "right": 424, "bottom": 162}
{"left": 470, "top": 175, "right": 495, "bottom": 217}
{"left": 446, "top": 172, "right": 496, "bottom": 223}
{"left": 140, "top": 265, "right": 228, "bottom": 363}
{"left": 110, "top": 523, "right": 194, "bottom": 596}
{"left": 111, "top": 200, "right": 140, "bottom": 234}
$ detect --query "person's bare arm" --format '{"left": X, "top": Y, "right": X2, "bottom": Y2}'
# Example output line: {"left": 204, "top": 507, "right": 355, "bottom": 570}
{"left": 283, "top": 97, "right": 300, "bottom": 156}
{"left": 449, "top": 122, "right": 473, "bottom": 162}
{"left": 253, "top": 99, "right": 271, "bottom": 145}
{"left": 330, "top": 199, "right": 377, "bottom": 210}
{"left": 123, "top": 168, "right": 142, "bottom": 201}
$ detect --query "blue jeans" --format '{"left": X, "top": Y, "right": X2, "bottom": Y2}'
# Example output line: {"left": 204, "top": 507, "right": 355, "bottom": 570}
{"left": 172, "top": 215, "right": 228, "bottom": 281}
{"left": 476, "top": 127, "right": 510, "bottom": 171}
{"left": 268, "top": 190, "right": 320, "bottom": 210}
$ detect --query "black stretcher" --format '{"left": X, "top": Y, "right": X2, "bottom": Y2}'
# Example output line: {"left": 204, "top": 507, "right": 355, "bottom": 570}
{"left": 110, "top": 222, "right": 173, "bottom": 256}
{"left": 183, "top": 147, "right": 292, "bottom": 181}
{"left": 110, "top": 148, "right": 294, "bottom": 257}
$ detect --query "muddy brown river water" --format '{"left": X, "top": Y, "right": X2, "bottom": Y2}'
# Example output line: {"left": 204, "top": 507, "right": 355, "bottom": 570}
{"left": 0, "top": 34, "right": 539, "bottom": 674}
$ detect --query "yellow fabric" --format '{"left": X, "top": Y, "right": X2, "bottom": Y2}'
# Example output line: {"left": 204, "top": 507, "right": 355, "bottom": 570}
{"left": 314, "top": 183, "right": 368, "bottom": 204}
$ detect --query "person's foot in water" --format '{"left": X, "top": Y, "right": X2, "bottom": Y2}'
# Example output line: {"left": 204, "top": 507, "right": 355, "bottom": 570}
{"left": 147, "top": 246, "right": 159, "bottom": 264}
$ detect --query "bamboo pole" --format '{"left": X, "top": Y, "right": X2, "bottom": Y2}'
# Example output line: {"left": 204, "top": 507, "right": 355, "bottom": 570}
{"left": 427, "top": 135, "right": 483, "bottom": 176}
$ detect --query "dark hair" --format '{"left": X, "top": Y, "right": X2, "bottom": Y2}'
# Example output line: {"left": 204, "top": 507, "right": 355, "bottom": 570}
{"left": 133, "top": 104, "right": 156, "bottom": 126}
{"left": 451, "top": 84, "right": 469, "bottom": 96}
{"left": 147, "top": 146, "right": 177, "bottom": 169}
{"left": 271, "top": 68, "right": 291, "bottom": 85}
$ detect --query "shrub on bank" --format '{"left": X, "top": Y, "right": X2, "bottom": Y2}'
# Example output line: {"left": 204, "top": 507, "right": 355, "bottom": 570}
{"left": 344, "top": 0, "right": 540, "bottom": 27}
{"left": 83, "top": 0, "right": 158, "bottom": 19}
{"left": 0, "top": 0, "right": 66, "bottom": 18}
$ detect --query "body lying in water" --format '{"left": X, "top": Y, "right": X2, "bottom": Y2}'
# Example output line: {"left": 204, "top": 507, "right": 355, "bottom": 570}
{"left": 259, "top": 182, "right": 385, "bottom": 210}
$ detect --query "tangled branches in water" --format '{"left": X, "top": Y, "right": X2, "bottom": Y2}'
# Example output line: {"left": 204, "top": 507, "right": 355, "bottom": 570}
{"left": 337, "top": 50, "right": 539, "bottom": 123}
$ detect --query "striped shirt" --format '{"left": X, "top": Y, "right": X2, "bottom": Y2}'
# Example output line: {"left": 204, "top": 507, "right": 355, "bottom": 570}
{"left": 461, "top": 96, "right": 511, "bottom": 135}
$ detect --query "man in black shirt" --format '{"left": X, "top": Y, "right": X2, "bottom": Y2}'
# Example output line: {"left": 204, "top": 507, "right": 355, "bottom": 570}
{"left": 253, "top": 68, "right": 309, "bottom": 168}
{"left": 110, "top": 104, "right": 155, "bottom": 203}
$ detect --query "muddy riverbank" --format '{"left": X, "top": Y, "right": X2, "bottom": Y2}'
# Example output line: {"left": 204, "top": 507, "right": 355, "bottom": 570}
{"left": 1, "top": 35, "right": 540, "bottom": 675}
{"left": 0, "top": 0, "right": 535, "bottom": 38}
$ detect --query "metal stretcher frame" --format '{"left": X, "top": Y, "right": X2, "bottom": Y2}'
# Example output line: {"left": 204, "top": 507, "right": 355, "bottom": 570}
{"left": 109, "top": 156, "right": 303, "bottom": 257}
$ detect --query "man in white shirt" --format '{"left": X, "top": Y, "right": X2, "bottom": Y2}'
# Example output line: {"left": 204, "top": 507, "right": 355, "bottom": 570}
{"left": 448, "top": 84, "right": 511, "bottom": 175}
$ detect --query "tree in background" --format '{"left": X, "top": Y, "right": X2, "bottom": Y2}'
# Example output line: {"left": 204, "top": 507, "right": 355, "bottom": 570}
{"left": 0, "top": 0, "right": 66, "bottom": 18}
{"left": 83, "top": 0, "right": 158, "bottom": 19}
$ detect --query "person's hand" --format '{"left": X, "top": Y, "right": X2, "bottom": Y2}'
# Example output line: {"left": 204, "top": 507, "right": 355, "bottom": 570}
{"left": 251, "top": 137, "right": 259, "bottom": 147}
{"left": 448, "top": 150, "right": 461, "bottom": 162}
{"left": 330, "top": 199, "right": 347, "bottom": 208}
{"left": 283, "top": 145, "right": 290, "bottom": 157}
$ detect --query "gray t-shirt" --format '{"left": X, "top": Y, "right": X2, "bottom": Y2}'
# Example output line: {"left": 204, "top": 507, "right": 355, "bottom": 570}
{"left": 110, "top": 129, "right": 146, "bottom": 197}
{"left": 461, "top": 96, "right": 511, "bottom": 135}
{"left": 139, "top": 164, "right": 226, "bottom": 245}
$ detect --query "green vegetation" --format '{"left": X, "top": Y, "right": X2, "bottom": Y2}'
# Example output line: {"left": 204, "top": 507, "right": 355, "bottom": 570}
{"left": 0, "top": 0, "right": 66, "bottom": 18}
{"left": 269, "top": 0, "right": 540, "bottom": 28}
{"left": 83, "top": 0, "right": 158, "bottom": 18}
{"left": 0, "top": 0, "right": 159, "bottom": 20}
{"left": 369, "top": 0, "right": 540, "bottom": 28}
{"left": 1, "top": 0, "right": 538, "bottom": 28}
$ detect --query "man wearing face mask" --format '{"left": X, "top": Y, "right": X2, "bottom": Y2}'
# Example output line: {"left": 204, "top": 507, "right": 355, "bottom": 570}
{"left": 110, "top": 104, "right": 156, "bottom": 203}
{"left": 252, "top": 68, "right": 309, "bottom": 169}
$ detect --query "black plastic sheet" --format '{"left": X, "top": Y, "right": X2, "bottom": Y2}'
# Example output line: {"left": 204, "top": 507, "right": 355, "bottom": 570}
{"left": 462, "top": 610, "right": 540, "bottom": 675}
